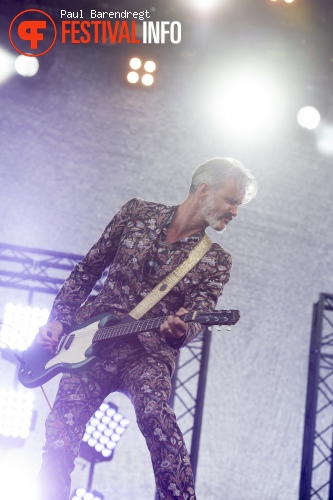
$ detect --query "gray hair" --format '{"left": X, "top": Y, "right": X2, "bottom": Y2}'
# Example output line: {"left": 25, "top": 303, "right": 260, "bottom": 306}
{"left": 189, "top": 157, "right": 257, "bottom": 204}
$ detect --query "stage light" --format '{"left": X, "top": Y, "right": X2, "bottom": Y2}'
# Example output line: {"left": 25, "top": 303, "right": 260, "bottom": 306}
{"left": 127, "top": 71, "right": 139, "bottom": 84}
{"left": 0, "top": 455, "right": 37, "bottom": 500}
{"left": 80, "top": 401, "right": 129, "bottom": 462}
{"left": 15, "top": 55, "right": 39, "bottom": 77}
{"left": 144, "top": 60, "right": 156, "bottom": 73}
{"left": 0, "top": 303, "right": 49, "bottom": 352}
{"left": 127, "top": 57, "right": 157, "bottom": 87}
{"left": 71, "top": 488, "right": 104, "bottom": 500}
{"left": 297, "top": 106, "right": 321, "bottom": 130}
{"left": 0, "top": 388, "right": 35, "bottom": 439}
{"left": 0, "top": 47, "right": 15, "bottom": 84}
{"left": 210, "top": 66, "right": 285, "bottom": 142}
{"left": 316, "top": 126, "right": 333, "bottom": 156}
{"left": 142, "top": 74, "right": 154, "bottom": 86}
{"left": 191, "top": 0, "right": 221, "bottom": 13}
{"left": 129, "top": 57, "right": 142, "bottom": 70}
{"left": 284, "top": 0, "right": 295, "bottom": 3}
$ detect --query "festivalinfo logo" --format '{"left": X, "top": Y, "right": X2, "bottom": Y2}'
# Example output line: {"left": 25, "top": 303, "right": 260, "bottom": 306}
{"left": 9, "top": 8, "right": 182, "bottom": 56}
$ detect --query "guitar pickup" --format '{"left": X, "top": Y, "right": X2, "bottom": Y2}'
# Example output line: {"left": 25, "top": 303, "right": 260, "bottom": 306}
{"left": 64, "top": 334, "right": 75, "bottom": 350}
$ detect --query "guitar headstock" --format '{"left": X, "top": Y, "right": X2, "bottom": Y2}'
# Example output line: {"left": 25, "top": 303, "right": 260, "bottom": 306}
{"left": 194, "top": 309, "right": 240, "bottom": 326}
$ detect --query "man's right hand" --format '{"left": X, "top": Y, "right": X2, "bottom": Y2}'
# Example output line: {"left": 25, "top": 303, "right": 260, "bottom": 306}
{"left": 36, "top": 321, "right": 64, "bottom": 353}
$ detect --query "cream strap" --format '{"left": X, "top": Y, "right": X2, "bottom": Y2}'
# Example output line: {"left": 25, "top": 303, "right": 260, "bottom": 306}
{"left": 129, "top": 233, "right": 212, "bottom": 320}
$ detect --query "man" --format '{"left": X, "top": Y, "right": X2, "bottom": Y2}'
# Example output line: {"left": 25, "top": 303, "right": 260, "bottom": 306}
{"left": 36, "top": 157, "right": 257, "bottom": 500}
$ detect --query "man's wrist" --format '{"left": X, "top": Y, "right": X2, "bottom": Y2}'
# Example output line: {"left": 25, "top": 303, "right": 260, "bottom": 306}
{"left": 59, "top": 321, "right": 71, "bottom": 336}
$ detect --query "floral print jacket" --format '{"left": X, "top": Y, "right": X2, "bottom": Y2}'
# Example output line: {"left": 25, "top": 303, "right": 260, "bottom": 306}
{"left": 48, "top": 198, "right": 232, "bottom": 363}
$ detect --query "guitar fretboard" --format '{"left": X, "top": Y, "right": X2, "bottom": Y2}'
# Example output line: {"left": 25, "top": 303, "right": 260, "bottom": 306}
{"left": 93, "top": 312, "right": 195, "bottom": 342}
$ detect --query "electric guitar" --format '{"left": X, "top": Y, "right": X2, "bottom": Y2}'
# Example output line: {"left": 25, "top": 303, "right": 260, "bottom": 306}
{"left": 18, "top": 309, "right": 240, "bottom": 388}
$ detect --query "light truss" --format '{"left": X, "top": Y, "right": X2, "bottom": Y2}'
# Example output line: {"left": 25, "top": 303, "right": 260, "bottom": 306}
{"left": 0, "top": 242, "right": 211, "bottom": 486}
{"left": 0, "top": 242, "right": 106, "bottom": 299}
{"left": 299, "top": 293, "right": 333, "bottom": 500}
{"left": 170, "top": 328, "right": 212, "bottom": 479}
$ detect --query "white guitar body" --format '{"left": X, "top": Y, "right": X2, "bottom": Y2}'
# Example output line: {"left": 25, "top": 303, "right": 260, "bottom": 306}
{"left": 45, "top": 319, "right": 100, "bottom": 369}
{"left": 18, "top": 309, "right": 239, "bottom": 388}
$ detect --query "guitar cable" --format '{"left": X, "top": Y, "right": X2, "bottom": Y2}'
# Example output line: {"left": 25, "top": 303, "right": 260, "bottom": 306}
{"left": 0, "top": 320, "right": 69, "bottom": 452}
{"left": 0, "top": 320, "right": 26, "bottom": 364}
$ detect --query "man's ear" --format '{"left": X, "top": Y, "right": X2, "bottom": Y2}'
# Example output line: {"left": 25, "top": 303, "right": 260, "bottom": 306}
{"left": 197, "top": 183, "right": 210, "bottom": 200}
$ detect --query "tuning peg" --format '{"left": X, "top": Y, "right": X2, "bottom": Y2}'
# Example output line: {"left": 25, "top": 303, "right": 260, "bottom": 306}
{"left": 226, "top": 326, "right": 231, "bottom": 332}
{"left": 216, "top": 325, "right": 222, "bottom": 331}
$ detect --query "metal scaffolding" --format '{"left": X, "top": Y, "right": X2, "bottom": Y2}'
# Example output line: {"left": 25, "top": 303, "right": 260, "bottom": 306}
{"left": 299, "top": 292, "right": 333, "bottom": 500}
{"left": 0, "top": 241, "right": 211, "bottom": 483}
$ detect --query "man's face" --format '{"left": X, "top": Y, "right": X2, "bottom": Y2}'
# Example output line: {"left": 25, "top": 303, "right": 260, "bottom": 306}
{"left": 201, "top": 177, "right": 244, "bottom": 233}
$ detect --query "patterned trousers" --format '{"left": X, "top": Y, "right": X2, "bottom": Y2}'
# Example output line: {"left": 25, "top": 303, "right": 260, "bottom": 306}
{"left": 37, "top": 337, "right": 196, "bottom": 500}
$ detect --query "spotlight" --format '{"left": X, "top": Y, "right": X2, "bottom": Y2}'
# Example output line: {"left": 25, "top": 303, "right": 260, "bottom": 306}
{"left": 297, "top": 106, "right": 321, "bottom": 130}
{"left": 144, "top": 60, "right": 156, "bottom": 73}
{"left": 0, "top": 388, "right": 35, "bottom": 440}
{"left": 0, "top": 303, "right": 49, "bottom": 352}
{"left": 80, "top": 401, "right": 129, "bottom": 462}
{"left": 15, "top": 55, "right": 39, "bottom": 77}
{"left": 190, "top": 0, "right": 221, "bottom": 13}
{"left": 129, "top": 57, "right": 142, "bottom": 70}
{"left": 295, "top": 83, "right": 329, "bottom": 130}
{"left": 0, "top": 455, "right": 37, "bottom": 500}
{"left": 71, "top": 488, "right": 104, "bottom": 500}
{"left": 210, "top": 66, "right": 285, "bottom": 142}
{"left": 142, "top": 74, "right": 154, "bottom": 86}
{"left": 297, "top": 106, "right": 320, "bottom": 130}
{"left": 127, "top": 57, "right": 157, "bottom": 87}
{"left": 127, "top": 71, "right": 139, "bottom": 84}
{"left": 0, "top": 47, "right": 15, "bottom": 84}
{"left": 316, "top": 126, "right": 333, "bottom": 156}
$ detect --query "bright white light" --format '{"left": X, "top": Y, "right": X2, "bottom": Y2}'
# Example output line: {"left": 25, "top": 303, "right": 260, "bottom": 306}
{"left": 0, "top": 388, "right": 35, "bottom": 439}
{"left": 0, "top": 303, "right": 49, "bottom": 351}
{"left": 106, "top": 408, "right": 115, "bottom": 417}
{"left": 76, "top": 488, "right": 86, "bottom": 497}
{"left": 71, "top": 487, "right": 104, "bottom": 500}
{"left": 144, "top": 60, "right": 156, "bottom": 73}
{"left": 284, "top": 0, "right": 295, "bottom": 3}
{"left": 15, "top": 55, "right": 39, "bottom": 77}
{"left": 129, "top": 57, "right": 141, "bottom": 70}
{"left": 0, "top": 48, "right": 15, "bottom": 84}
{"left": 0, "top": 455, "right": 37, "bottom": 500}
{"left": 297, "top": 106, "right": 321, "bottom": 130}
{"left": 127, "top": 71, "right": 139, "bottom": 84}
{"left": 142, "top": 74, "right": 154, "bottom": 86}
{"left": 81, "top": 402, "right": 128, "bottom": 458}
{"left": 316, "top": 126, "right": 333, "bottom": 156}
{"left": 191, "top": 0, "right": 221, "bottom": 13}
{"left": 211, "top": 67, "right": 286, "bottom": 142}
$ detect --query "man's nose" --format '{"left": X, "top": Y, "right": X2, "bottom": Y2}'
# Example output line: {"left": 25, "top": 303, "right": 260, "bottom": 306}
{"left": 229, "top": 205, "right": 238, "bottom": 217}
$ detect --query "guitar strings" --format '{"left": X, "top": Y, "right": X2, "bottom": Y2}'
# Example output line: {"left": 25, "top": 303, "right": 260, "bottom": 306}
{"left": 61, "top": 313, "right": 195, "bottom": 341}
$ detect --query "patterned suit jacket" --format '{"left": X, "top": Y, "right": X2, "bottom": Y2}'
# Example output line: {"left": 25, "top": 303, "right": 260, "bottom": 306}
{"left": 48, "top": 198, "right": 232, "bottom": 364}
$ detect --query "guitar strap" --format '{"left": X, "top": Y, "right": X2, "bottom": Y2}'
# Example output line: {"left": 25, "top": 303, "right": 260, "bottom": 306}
{"left": 128, "top": 233, "right": 212, "bottom": 320}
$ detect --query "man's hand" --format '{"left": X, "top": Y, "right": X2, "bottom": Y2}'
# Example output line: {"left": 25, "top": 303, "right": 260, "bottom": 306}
{"left": 161, "top": 307, "right": 189, "bottom": 339}
{"left": 36, "top": 321, "right": 64, "bottom": 353}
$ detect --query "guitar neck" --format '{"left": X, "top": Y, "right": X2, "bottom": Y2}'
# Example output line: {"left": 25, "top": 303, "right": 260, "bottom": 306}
{"left": 93, "top": 312, "right": 195, "bottom": 342}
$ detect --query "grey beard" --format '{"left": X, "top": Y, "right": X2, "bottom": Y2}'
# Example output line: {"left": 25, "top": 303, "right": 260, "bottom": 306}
{"left": 202, "top": 195, "right": 227, "bottom": 233}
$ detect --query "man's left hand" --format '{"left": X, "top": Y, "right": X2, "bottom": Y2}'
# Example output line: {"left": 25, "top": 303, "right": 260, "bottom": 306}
{"left": 161, "top": 307, "right": 189, "bottom": 339}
